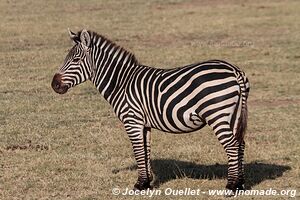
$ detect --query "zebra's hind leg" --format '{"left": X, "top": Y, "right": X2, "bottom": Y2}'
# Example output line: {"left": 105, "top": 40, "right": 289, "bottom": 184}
{"left": 212, "top": 122, "right": 240, "bottom": 191}
{"left": 125, "top": 124, "right": 153, "bottom": 190}
{"left": 225, "top": 143, "right": 240, "bottom": 191}
{"left": 237, "top": 140, "right": 245, "bottom": 190}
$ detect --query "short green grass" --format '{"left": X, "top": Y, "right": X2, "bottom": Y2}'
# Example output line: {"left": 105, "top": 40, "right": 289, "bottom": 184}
{"left": 0, "top": 0, "right": 299, "bottom": 199}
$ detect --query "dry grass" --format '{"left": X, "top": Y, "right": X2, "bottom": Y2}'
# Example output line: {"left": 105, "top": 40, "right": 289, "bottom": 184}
{"left": 0, "top": 0, "right": 299, "bottom": 199}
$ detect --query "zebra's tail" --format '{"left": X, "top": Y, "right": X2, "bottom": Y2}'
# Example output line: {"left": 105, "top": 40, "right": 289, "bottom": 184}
{"left": 235, "top": 73, "right": 250, "bottom": 143}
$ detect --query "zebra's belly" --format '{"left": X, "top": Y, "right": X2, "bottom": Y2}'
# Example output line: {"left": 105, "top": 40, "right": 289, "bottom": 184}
{"left": 151, "top": 111, "right": 206, "bottom": 133}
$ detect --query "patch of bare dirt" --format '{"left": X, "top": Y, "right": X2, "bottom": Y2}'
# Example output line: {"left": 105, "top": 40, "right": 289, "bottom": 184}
{"left": 152, "top": 0, "right": 238, "bottom": 10}
{"left": 132, "top": 33, "right": 180, "bottom": 47}
{"left": 248, "top": 99, "right": 300, "bottom": 107}
{"left": 5, "top": 140, "right": 50, "bottom": 151}
{"left": 130, "top": 32, "right": 230, "bottom": 48}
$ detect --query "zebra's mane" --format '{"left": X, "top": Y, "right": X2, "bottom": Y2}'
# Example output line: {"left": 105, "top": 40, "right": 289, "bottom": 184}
{"left": 75, "top": 30, "right": 139, "bottom": 65}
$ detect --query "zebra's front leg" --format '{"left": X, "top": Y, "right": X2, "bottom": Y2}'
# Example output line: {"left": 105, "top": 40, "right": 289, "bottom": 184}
{"left": 125, "top": 124, "right": 153, "bottom": 190}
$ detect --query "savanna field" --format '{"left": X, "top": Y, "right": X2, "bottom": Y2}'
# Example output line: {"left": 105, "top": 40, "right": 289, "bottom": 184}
{"left": 0, "top": 0, "right": 299, "bottom": 199}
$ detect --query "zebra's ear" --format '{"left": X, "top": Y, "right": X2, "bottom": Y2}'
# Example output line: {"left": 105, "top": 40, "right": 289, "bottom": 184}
{"left": 68, "top": 28, "right": 80, "bottom": 44}
{"left": 80, "top": 29, "right": 91, "bottom": 48}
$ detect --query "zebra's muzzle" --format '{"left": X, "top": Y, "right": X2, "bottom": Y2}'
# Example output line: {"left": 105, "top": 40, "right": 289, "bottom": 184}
{"left": 51, "top": 73, "right": 69, "bottom": 94}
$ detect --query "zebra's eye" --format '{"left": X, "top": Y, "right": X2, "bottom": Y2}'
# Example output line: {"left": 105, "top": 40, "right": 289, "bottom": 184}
{"left": 73, "top": 58, "right": 81, "bottom": 63}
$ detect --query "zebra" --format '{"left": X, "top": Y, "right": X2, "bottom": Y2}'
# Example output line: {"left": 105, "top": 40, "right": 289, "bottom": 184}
{"left": 51, "top": 29, "right": 250, "bottom": 191}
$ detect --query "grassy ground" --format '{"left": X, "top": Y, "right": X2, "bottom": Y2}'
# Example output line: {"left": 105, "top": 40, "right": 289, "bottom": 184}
{"left": 1, "top": 0, "right": 300, "bottom": 199}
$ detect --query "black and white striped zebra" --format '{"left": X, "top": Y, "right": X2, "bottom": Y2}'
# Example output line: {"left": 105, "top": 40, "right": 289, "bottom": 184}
{"left": 52, "top": 29, "right": 250, "bottom": 191}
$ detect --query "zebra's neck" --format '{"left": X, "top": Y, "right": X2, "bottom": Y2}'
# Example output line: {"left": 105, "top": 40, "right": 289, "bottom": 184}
{"left": 89, "top": 34, "right": 142, "bottom": 107}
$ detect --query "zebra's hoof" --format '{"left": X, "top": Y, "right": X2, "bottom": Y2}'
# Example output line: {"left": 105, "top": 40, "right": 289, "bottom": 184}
{"left": 133, "top": 180, "right": 152, "bottom": 191}
{"left": 226, "top": 182, "right": 238, "bottom": 192}
{"left": 224, "top": 181, "right": 245, "bottom": 197}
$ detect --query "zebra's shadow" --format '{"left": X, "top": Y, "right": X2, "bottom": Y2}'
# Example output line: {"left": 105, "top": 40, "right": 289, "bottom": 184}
{"left": 113, "top": 159, "right": 291, "bottom": 189}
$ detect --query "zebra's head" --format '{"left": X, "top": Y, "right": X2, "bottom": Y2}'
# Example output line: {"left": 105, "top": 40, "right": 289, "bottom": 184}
{"left": 52, "top": 29, "right": 94, "bottom": 94}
